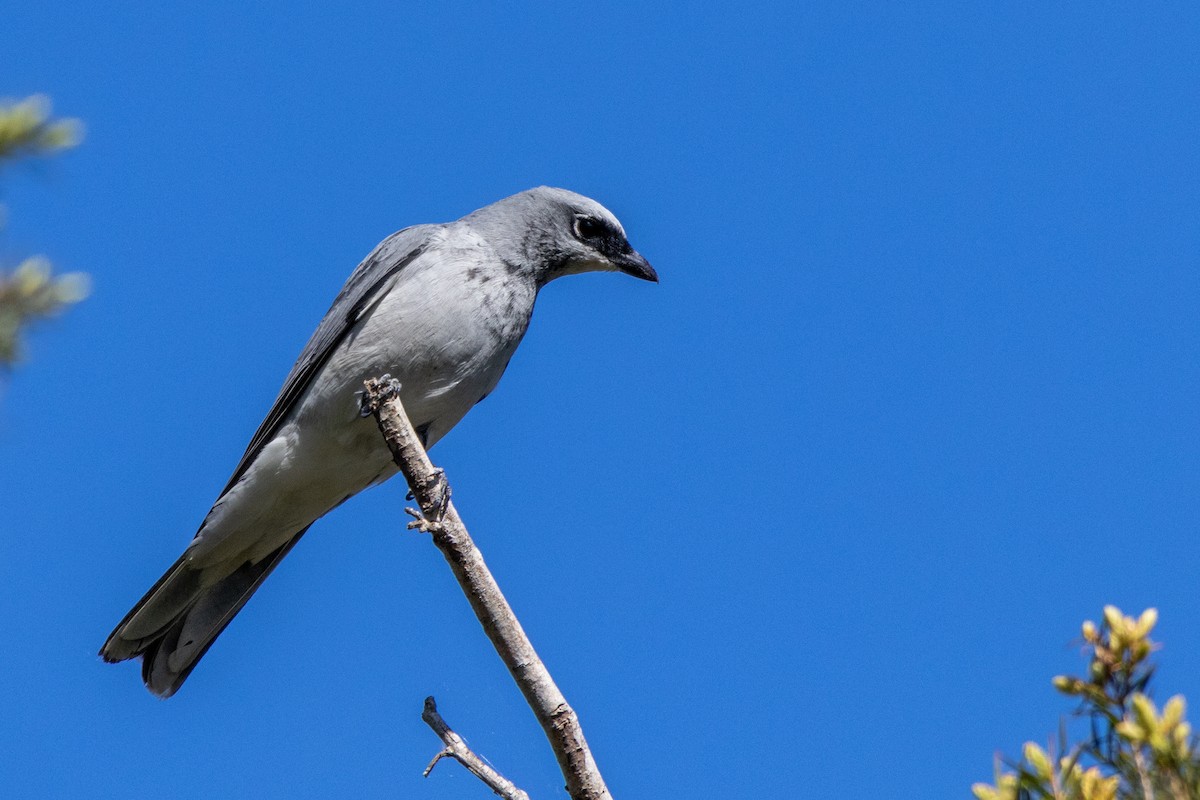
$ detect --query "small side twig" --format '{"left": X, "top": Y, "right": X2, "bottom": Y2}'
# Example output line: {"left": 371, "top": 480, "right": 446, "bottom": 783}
{"left": 421, "top": 696, "right": 530, "bottom": 800}
{"left": 361, "top": 377, "right": 611, "bottom": 800}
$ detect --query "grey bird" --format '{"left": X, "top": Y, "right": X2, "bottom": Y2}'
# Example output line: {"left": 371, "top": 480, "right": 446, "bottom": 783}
{"left": 101, "top": 187, "right": 656, "bottom": 697}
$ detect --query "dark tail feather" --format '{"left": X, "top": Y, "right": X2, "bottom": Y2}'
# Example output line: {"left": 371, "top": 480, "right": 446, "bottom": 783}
{"left": 100, "top": 530, "right": 308, "bottom": 697}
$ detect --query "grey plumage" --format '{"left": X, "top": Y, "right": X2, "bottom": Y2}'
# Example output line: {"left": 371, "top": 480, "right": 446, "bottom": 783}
{"left": 101, "top": 187, "right": 655, "bottom": 696}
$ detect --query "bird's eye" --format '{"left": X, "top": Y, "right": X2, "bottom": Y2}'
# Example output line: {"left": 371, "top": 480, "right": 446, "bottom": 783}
{"left": 573, "top": 216, "right": 603, "bottom": 240}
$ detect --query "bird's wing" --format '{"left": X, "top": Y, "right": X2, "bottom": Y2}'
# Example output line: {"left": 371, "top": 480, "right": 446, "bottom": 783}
{"left": 219, "top": 224, "right": 438, "bottom": 495}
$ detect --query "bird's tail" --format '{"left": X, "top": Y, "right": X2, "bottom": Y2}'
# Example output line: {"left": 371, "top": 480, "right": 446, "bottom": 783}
{"left": 100, "top": 531, "right": 307, "bottom": 697}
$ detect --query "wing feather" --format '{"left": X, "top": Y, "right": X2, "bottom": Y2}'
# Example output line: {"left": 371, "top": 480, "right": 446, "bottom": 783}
{"left": 219, "top": 224, "right": 436, "bottom": 494}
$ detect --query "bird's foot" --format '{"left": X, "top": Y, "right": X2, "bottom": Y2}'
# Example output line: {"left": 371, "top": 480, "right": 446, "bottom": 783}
{"left": 404, "top": 506, "right": 440, "bottom": 533}
{"left": 404, "top": 468, "right": 451, "bottom": 531}
{"left": 358, "top": 374, "right": 402, "bottom": 418}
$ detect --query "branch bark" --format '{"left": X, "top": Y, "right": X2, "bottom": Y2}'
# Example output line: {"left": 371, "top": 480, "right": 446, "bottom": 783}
{"left": 361, "top": 377, "right": 612, "bottom": 800}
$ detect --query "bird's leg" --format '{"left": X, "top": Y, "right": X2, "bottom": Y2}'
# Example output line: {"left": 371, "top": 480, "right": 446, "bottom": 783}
{"left": 405, "top": 468, "right": 451, "bottom": 532}
{"left": 358, "top": 374, "right": 402, "bottom": 417}
{"left": 359, "top": 374, "right": 449, "bottom": 531}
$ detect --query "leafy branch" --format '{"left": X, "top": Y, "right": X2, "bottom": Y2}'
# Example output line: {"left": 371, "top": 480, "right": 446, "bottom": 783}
{"left": 975, "top": 607, "right": 1200, "bottom": 800}
{"left": 0, "top": 94, "right": 87, "bottom": 367}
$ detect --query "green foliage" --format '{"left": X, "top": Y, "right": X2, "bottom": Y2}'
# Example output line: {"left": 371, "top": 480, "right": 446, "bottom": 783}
{"left": 0, "top": 94, "right": 82, "bottom": 161}
{"left": 0, "top": 94, "right": 86, "bottom": 367}
{"left": 974, "top": 607, "right": 1200, "bottom": 800}
{"left": 0, "top": 257, "right": 89, "bottom": 364}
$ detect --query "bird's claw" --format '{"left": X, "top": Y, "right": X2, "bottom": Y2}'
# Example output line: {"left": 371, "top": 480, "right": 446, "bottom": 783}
{"left": 357, "top": 374, "right": 402, "bottom": 418}
{"left": 405, "top": 506, "right": 439, "bottom": 533}
{"left": 404, "top": 469, "right": 450, "bottom": 531}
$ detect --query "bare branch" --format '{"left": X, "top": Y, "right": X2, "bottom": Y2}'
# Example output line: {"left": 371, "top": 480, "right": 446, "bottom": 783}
{"left": 361, "top": 377, "right": 612, "bottom": 800}
{"left": 421, "top": 696, "right": 531, "bottom": 800}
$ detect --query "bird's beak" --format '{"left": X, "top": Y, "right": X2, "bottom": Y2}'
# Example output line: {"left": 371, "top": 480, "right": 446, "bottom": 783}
{"left": 614, "top": 249, "right": 658, "bottom": 282}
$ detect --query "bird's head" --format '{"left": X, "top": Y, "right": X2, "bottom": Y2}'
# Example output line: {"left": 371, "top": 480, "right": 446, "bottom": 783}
{"left": 468, "top": 187, "right": 657, "bottom": 286}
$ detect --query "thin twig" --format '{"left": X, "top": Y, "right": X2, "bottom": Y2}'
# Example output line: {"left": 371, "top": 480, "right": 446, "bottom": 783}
{"left": 1133, "top": 748, "right": 1156, "bottom": 800}
{"left": 421, "top": 696, "right": 530, "bottom": 800}
{"left": 361, "top": 377, "right": 612, "bottom": 800}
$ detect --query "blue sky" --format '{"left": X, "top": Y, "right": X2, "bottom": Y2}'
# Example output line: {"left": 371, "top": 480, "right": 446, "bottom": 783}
{"left": 3, "top": 2, "right": 1199, "bottom": 797}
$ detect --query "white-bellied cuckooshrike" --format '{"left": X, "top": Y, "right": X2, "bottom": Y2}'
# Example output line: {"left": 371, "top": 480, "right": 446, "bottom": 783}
{"left": 101, "top": 187, "right": 656, "bottom": 696}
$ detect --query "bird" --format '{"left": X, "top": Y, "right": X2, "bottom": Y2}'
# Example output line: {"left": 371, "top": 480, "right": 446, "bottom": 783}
{"left": 100, "top": 186, "right": 656, "bottom": 697}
